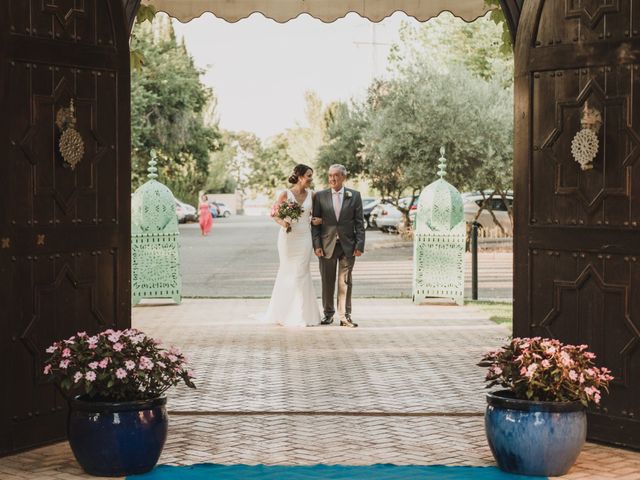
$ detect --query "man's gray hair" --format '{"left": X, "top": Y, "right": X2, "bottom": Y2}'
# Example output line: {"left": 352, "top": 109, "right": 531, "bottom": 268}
{"left": 329, "top": 164, "right": 348, "bottom": 177}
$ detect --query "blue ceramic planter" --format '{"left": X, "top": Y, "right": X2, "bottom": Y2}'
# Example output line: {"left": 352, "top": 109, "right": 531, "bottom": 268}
{"left": 485, "top": 390, "right": 587, "bottom": 477}
{"left": 68, "top": 396, "right": 168, "bottom": 477}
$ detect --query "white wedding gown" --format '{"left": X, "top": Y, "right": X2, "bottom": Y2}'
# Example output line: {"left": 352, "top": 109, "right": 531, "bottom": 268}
{"left": 262, "top": 189, "right": 321, "bottom": 327}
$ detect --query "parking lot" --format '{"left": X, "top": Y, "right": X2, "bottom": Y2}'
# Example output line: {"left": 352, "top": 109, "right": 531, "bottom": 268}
{"left": 177, "top": 215, "right": 513, "bottom": 300}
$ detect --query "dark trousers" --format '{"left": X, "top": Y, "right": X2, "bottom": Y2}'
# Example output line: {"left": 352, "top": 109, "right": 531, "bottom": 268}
{"left": 319, "top": 242, "right": 356, "bottom": 320}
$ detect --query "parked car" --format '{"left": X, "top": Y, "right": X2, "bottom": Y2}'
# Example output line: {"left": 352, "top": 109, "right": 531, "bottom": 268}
{"left": 370, "top": 197, "right": 417, "bottom": 233}
{"left": 463, "top": 191, "right": 513, "bottom": 234}
{"left": 369, "top": 201, "right": 386, "bottom": 229}
{"left": 362, "top": 198, "right": 379, "bottom": 229}
{"left": 209, "top": 201, "right": 231, "bottom": 218}
{"left": 405, "top": 191, "right": 513, "bottom": 233}
{"left": 215, "top": 202, "right": 232, "bottom": 218}
{"left": 175, "top": 199, "right": 197, "bottom": 224}
{"left": 209, "top": 202, "right": 220, "bottom": 218}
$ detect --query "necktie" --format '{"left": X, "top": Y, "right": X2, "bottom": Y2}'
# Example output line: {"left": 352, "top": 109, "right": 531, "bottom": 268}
{"left": 333, "top": 191, "right": 342, "bottom": 220}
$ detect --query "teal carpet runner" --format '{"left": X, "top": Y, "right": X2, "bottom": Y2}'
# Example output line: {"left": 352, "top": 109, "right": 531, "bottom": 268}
{"left": 129, "top": 464, "right": 548, "bottom": 479}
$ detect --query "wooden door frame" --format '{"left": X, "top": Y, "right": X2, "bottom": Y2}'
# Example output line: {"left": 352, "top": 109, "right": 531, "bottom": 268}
{"left": 0, "top": 0, "right": 523, "bottom": 458}
{"left": 0, "top": 1, "right": 9, "bottom": 457}
{"left": 512, "top": 0, "right": 534, "bottom": 339}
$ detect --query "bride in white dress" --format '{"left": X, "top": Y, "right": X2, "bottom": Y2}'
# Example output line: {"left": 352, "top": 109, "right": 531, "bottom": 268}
{"left": 263, "top": 164, "right": 322, "bottom": 327}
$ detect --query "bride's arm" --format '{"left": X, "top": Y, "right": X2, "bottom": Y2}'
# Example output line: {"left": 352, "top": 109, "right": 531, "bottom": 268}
{"left": 271, "top": 191, "right": 289, "bottom": 229}
{"left": 311, "top": 191, "right": 323, "bottom": 226}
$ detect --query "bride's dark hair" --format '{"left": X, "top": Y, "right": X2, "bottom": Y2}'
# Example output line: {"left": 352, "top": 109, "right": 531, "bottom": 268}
{"left": 288, "top": 164, "right": 313, "bottom": 184}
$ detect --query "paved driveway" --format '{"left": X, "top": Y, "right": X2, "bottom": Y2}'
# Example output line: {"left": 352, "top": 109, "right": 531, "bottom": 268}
{"left": 179, "top": 216, "right": 513, "bottom": 300}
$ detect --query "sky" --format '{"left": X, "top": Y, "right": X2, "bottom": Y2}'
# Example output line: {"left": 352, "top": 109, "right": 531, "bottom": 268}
{"left": 171, "top": 12, "right": 421, "bottom": 140}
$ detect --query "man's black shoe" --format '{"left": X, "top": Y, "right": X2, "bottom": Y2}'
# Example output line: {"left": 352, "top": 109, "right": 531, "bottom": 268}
{"left": 321, "top": 316, "right": 334, "bottom": 325}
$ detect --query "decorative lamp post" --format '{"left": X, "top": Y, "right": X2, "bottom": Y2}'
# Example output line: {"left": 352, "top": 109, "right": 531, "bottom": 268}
{"left": 131, "top": 150, "right": 182, "bottom": 305}
{"left": 412, "top": 147, "right": 465, "bottom": 305}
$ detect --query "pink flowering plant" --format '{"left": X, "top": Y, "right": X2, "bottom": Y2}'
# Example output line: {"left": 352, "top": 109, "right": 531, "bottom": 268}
{"left": 479, "top": 337, "right": 613, "bottom": 406}
{"left": 43, "top": 329, "right": 196, "bottom": 401}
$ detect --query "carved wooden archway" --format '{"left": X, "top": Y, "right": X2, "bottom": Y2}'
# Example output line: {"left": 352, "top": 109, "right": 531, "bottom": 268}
{"left": 0, "top": 0, "right": 522, "bottom": 457}
{"left": 5, "top": 0, "right": 638, "bottom": 457}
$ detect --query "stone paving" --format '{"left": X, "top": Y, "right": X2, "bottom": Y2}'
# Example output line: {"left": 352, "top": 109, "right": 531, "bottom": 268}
{"left": 153, "top": 299, "right": 504, "bottom": 414}
{"left": 1, "top": 299, "right": 639, "bottom": 479}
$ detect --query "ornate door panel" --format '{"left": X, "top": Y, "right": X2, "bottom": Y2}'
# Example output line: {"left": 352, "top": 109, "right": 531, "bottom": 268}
{"left": 515, "top": 0, "right": 640, "bottom": 448}
{"left": 0, "top": 0, "right": 131, "bottom": 455}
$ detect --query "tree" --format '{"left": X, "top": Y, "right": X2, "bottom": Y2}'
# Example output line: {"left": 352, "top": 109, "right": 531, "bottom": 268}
{"left": 316, "top": 101, "right": 369, "bottom": 179}
{"left": 375, "top": 67, "right": 512, "bottom": 228}
{"left": 205, "top": 151, "right": 237, "bottom": 194}
{"left": 247, "top": 134, "right": 296, "bottom": 198}
{"left": 130, "top": 17, "right": 222, "bottom": 204}
{"left": 285, "top": 91, "right": 327, "bottom": 168}
{"left": 206, "top": 131, "right": 262, "bottom": 212}
{"left": 388, "top": 13, "right": 513, "bottom": 87}
{"left": 313, "top": 13, "right": 514, "bottom": 230}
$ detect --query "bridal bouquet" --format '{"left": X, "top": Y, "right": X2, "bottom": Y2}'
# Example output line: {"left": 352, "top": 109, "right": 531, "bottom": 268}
{"left": 272, "top": 200, "right": 304, "bottom": 233}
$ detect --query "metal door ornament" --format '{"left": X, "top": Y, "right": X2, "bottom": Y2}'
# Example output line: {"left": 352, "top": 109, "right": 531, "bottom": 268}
{"left": 56, "top": 99, "right": 85, "bottom": 170}
{"left": 571, "top": 103, "right": 602, "bottom": 171}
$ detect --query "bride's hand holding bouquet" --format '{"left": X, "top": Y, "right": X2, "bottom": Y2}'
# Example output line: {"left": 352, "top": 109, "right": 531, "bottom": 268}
{"left": 271, "top": 200, "right": 304, "bottom": 233}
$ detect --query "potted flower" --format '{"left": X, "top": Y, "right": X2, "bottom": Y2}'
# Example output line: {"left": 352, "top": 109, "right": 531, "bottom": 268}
{"left": 43, "top": 328, "right": 196, "bottom": 477}
{"left": 479, "top": 337, "right": 613, "bottom": 477}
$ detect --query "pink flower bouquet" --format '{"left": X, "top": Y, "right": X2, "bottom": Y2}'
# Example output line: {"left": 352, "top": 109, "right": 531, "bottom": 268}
{"left": 272, "top": 200, "right": 304, "bottom": 233}
{"left": 43, "top": 329, "right": 196, "bottom": 401}
{"left": 479, "top": 337, "right": 613, "bottom": 406}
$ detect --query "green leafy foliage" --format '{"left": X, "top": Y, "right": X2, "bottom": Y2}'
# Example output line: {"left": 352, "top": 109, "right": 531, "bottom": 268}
{"left": 247, "top": 134, "right": 296, "bottom": 197}
{"left": 130, "top": 4, "right": 157, "bottom": 70}
{"left": 317, "top": 101, "right": 368, "bottom": 179}
{"left": 205, "top": 131, "right": 262, "bottom": 210}
{"left": 284, "top": 91, "right": 327, "bottom": 168}
{"left": 485, "top": 0, "right": 513, "bottom": 54}
{"left": 317, "top": 14, "right": 513, "bottom": 216}
{"left": 136, "top": 4, "right": 157, "bottom": 24}
{"left": 130, "top": 18, "right": 222, "bottom": 204}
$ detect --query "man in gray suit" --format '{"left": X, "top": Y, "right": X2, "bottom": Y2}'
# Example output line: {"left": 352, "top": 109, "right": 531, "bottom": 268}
{"left": 312, "top": 164, "right": 366, "bottom": 328}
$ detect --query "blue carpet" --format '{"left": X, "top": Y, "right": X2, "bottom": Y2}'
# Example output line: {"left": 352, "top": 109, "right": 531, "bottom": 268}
{"left": 128, "top": 464, "right": 548, "bottom": 479}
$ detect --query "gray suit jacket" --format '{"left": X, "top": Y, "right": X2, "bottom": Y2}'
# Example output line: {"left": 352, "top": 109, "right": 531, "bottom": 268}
{"left": 312, "top": 188, "right": 366, "bottom": 258}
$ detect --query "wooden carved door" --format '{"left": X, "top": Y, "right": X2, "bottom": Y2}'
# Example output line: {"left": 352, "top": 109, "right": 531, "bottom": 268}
{"left": 0, "top": 0, "right": 131, "bottom": 455}
{"left": 514, "top": 0, "right": 640, "bottom": 448}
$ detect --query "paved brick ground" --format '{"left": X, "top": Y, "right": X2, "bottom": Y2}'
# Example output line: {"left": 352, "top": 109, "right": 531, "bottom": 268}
{"left": 148, "top": 299, "right": 505, "bottom": 414}
{"left": 1, "top": 300, "right": 638, "bottom": 479}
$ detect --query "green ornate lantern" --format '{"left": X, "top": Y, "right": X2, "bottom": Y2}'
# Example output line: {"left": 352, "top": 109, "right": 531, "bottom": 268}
{"left": 413, "top": 147, "right": 465, "bottom": 306}
{"left": 131, "top": 151, "right": 182, "bottom": 305}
